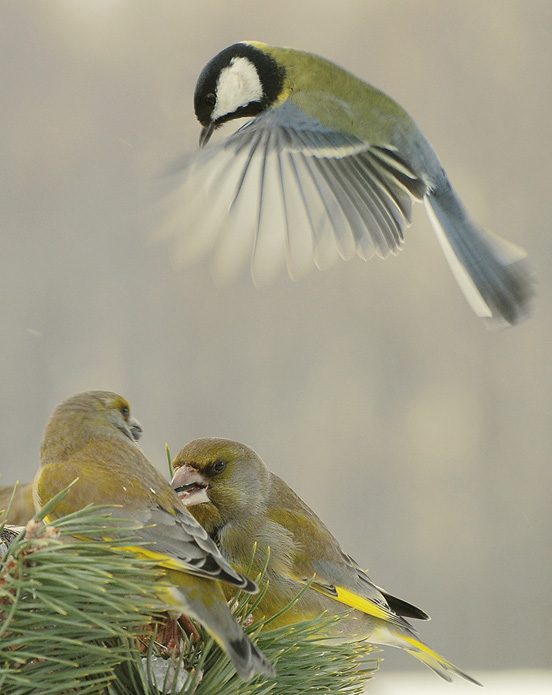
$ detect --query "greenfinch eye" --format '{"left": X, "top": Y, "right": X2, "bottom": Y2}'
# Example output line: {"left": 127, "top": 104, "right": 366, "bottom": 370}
{"left": 212, "top": 459, "right": 226, "bottom": 474}
{"left": 120, "top": 405, "right": 130, "bottom": 419}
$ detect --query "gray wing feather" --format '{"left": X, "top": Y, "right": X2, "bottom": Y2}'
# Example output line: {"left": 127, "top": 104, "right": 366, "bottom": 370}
{"left": 159, "top": 100, "right": 428, "bottom": 284}
{"left": 109, "top": 505, "right": 256, "bottom": 591}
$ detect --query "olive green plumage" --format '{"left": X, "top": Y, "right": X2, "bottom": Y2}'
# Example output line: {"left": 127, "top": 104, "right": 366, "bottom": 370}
{"left": 171, "top": 437, "right": 479, "bottom": 685}
{"left": 249, "top": 42, "right": 425, "bottom": 145}
{"left": 33, "top": 391, "right": 274, "bottom": 681}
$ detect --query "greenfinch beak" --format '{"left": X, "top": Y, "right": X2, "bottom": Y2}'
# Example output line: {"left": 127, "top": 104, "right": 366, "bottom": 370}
{"left": 171, "top": 465, "right": 210, "bottom": 506}
{"left": 129, "top": 418, "right": 143, "bottom": 441}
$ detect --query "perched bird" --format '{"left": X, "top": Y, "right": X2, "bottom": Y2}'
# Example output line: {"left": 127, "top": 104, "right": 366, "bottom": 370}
{"left": 171, "top": 437, "right": 480, "bottom": 684}
{"left": 162, "top": 41, "right": 533, "bottom": 327}
{"left": 33, "top": 392, "right": 274, "bottom": 681}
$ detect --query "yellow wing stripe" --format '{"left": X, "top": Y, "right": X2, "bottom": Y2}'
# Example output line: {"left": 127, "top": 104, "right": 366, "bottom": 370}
{"left": 314, "top": 584, "right": 395, "bottom": 623}
{"left": 110, "top": 545, "right": 190, "bottom": 572}
{"left": 41, "top": 512, "right": 192, "bottom": 573}
{"left": 42, "top": 520, "right": 190, "bottom": 573}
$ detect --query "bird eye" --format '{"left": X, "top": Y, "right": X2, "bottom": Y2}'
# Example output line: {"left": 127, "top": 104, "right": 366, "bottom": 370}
{"left": 205, "top": 92, "right": 216, "bottom": 107}
{"left": 212, "top": 459, "right": 226, "bottom": 474}
{"left": 120, "top": 405, "right": 130, "bottom": 419}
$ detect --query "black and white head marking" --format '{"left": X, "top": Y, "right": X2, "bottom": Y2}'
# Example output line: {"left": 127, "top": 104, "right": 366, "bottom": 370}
{"left": 194, "top": 43, "right": 285, "bottom": 129}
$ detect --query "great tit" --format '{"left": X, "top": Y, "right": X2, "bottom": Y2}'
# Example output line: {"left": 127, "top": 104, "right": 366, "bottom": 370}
{"left": 163, "top": 41, "right": 533, "bottom": 328}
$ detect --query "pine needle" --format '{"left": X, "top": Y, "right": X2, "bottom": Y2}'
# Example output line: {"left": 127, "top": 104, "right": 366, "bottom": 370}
{"left": 0, "top": 495, "right": 380, "bottom": 695}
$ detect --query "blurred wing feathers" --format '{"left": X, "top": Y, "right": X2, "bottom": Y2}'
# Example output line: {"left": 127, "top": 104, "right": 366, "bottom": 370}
{"left": 160, "top": 100, "right": 429, "bottom": 283}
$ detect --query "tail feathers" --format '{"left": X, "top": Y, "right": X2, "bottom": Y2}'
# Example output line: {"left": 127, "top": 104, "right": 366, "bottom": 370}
{"left": 164, "top": 577, "right": 274, "bottom": 681}
{"left": 400, "top": 633, "right": 481, "bottom": 685}
{"left": 371, "top": 625, "right": 481, "bottom": 685}
{"left": 189, "top": 600, "right": 275, "bottom": 680}
{"left": 426, "top": 182, "right": 534, "bottom": 328}
{"left": 223, "top": 631, "right": 275, "bottom": 681}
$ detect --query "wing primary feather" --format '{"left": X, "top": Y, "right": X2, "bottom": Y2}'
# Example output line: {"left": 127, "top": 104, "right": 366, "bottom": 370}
{"left": 290, "top": 127, "right": 360, "bottom": 259}
{"left": 285, "top": 151, "right": 316, "bottom": 238}
{"left": 125, "top": 507, "right": 258, "bottom": 593}
{"left": 322, "top": 584, "right": 413, "bottom": 629}
{"left": 251, "top": 129, "right": 287, "bottom": 283}
{"left": 284, "top": 149, "right": 334, "bottom": 272}
{"left": 306, "top": 152, "right": 383, "bottom": 260}
{"left": 350, "top": 153, "right": 409, "bottom": 231}
{"left": 332, "top": 156, "right": 394, "bottom": 258}
{"left": 288, "top": 135, "right": 355, "bottom": 264}
{"left": 295, "top": 133, "right": 365, "bottom": 259}
{"left": 304, "top": 156, "right": 359, "bottom": 259}
{"left": 371, "top": 146, "right": 428, "bottom": 200}
{"left": 381, "top": 590, "right": 431, "bottom": 621}
{"left": 228, "top": 130, "right": 263, "bottom": 212}
{"left": 337, "top": 155, "right": 404, "bottom": 257}
{"left": 357, "top": 153, "right": 415, "bottom": 223}
{"left": 254, "top": 130, "right": 270, "bottom": 248}
{"left": 275, "top": 135, "right": 293, "bottom": 272}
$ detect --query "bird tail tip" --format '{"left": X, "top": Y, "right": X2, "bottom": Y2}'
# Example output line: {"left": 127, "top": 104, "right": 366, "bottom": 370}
{"left": 400, "top": 633, "right": 482, "bottom": 686}
{"left": 228, "top": 634, "right": 276, "bottom": 680}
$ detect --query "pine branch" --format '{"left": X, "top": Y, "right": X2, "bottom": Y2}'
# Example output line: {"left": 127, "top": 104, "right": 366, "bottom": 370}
{"left": 0, "top": 501, "right": 164, "bottom": 695}
{"left": 1, "top": 499, "right": 379, "bottom": 695}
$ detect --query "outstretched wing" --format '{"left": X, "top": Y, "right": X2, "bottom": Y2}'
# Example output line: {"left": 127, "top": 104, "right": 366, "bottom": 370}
{"left": 159, "top": 100, "right": 428, "bottom": 285}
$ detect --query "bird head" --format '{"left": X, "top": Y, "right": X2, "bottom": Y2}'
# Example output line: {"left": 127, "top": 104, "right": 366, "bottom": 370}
{"left": 39, "top": 390, "right": 143, "bottom": 466}
{"left": 194, "top": 42, "right": 285, "bottom": 147}
{"left": 170, "top": 438, "right": 271, "bottom": 528}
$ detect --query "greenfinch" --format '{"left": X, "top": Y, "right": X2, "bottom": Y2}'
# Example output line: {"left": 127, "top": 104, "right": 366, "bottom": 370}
{"left": 33, "top": 392, "right": 274, "bottom": 681}
{"left": 171, "top": 437, "right": 480, "bottom": 684}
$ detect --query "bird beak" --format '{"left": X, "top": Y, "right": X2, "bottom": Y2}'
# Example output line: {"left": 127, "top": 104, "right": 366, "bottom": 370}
{"left": 129, "top": 418, "right": 143, "bottom": 442}
{"left": 199, "top": 122, "right": 215, "bottom": 148}
{"left": 171, "top": 465, "right": 210, "bottom": 506}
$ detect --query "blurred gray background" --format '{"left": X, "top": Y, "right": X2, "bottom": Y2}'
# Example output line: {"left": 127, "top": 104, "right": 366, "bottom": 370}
{"left": 1, "top": 0, "right": 550, "bottom": 679}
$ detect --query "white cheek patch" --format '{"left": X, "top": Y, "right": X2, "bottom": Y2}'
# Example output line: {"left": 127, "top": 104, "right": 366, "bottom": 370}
{"left": 212, "top": 56, "right": 264, "bottom": 121}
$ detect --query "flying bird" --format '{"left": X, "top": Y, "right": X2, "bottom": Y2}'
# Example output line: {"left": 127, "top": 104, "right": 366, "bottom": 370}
{"left": 162, "top": 41, "right": 533, "bottom": 328}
